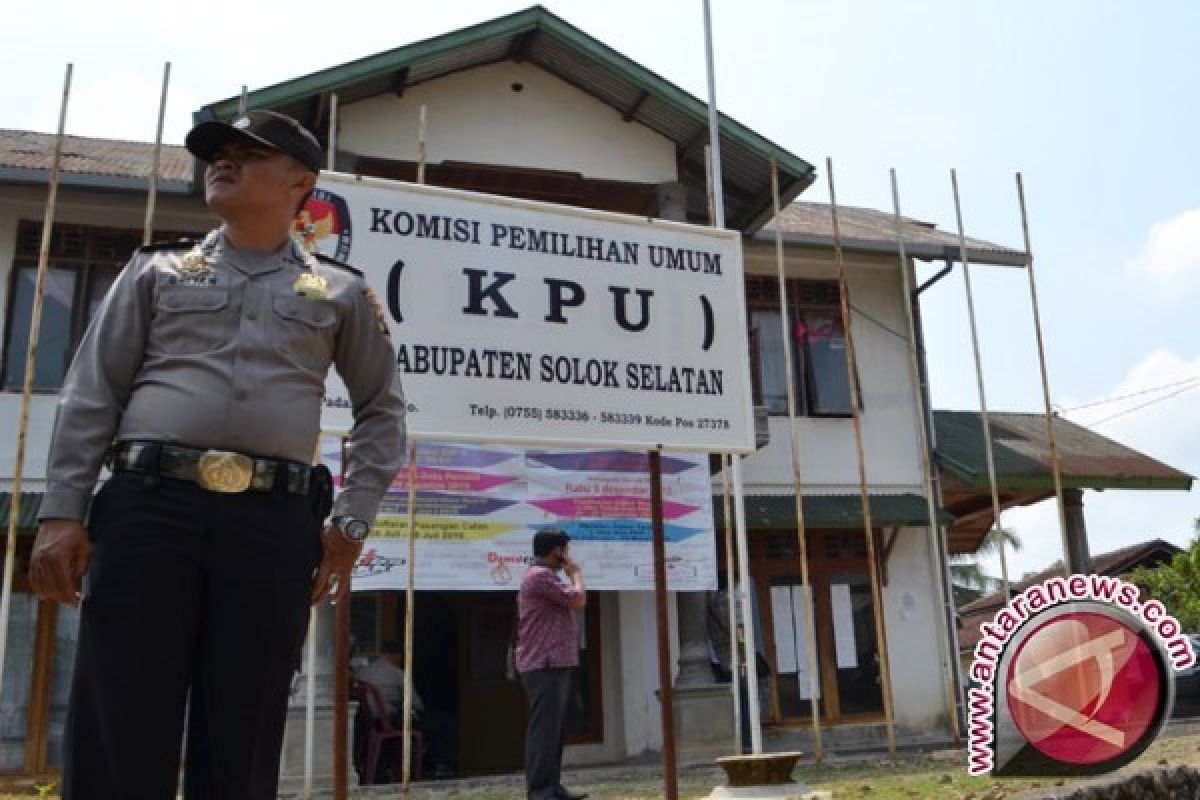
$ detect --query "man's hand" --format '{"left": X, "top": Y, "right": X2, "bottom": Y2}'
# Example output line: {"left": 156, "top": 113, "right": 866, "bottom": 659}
{"left": 30, "top": 519, "right": 91, "bottom": 606}
{"left": 311, "top": 523, "right": 363, "bottom": 605}
{"left": 561, "top": 554, "right": 581, "bottom": 578}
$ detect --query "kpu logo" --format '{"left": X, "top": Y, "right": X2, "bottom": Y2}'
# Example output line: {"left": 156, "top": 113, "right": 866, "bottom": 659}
{"left": 968, "top": 575, "right": 1194, "bottom": 778}
{"left": 294, "top": 188, "right": 353, "bottom": 262}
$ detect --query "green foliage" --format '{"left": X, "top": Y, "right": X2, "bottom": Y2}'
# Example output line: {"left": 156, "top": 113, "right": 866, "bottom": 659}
{"left": 1128, "top": 532, "right": 1200, "bottom": 631}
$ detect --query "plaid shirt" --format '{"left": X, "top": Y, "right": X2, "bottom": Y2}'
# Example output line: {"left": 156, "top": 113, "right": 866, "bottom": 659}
{"left": 515, "top": 565, "right": 581, "bottom": 673}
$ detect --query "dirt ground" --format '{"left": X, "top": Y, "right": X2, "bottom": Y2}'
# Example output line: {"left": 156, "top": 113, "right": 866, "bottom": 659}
{"left": 5, "top": 729, "right": 1200, "bottom": 799}
{"left": 347, "top": 728, "right": 1200, "bottom": 800}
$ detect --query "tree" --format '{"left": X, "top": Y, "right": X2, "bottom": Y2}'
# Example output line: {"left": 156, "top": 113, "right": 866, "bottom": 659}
{"left": 1128, "top": 519, "right": 1200, "bottom": 631}
{"left": 950, "top": 527, "right": 1022, "bottom": 605}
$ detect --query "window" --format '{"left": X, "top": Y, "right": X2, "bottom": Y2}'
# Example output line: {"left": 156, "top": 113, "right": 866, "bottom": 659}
{"left": 1, "top": 221, "right": 195, "bottom": 391}
{"left": 746, "top": 277, "right": 856, "bottom": 415}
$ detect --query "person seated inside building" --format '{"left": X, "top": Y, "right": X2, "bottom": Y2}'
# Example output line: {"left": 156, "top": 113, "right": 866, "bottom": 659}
{"left": 355, "top": 641, "right": 458, "bottom": 780}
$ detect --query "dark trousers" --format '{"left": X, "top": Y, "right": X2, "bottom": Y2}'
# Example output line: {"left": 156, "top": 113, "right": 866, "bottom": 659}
{"left": 520, "top": 667, "right": 574, "bottom": 800}
{"left": 62, "top": 472, "right": 322, "bottom": 800}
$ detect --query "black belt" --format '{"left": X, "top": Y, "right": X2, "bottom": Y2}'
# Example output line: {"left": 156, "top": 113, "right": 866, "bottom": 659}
{"left": 111, "top": 442, "right": 311, "bottom": 495}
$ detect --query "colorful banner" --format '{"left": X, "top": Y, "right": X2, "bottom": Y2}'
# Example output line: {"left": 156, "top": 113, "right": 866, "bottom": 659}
{"left": 325, "top": 438, "right": 716, "bottom": 591}
{"left": 304, "top": 173, "right": 755, "bottom": 453}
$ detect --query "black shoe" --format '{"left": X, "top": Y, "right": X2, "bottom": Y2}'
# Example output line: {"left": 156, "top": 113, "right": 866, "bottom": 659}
{"left": 557, "top": 789, "right": 588, "bottom": 800}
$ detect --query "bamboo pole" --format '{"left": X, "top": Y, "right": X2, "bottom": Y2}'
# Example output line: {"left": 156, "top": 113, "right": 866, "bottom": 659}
{"left": 401, "top": 440, "right": 418, "bottom": 796}
{"left": 305, "top": 92, "right": 340, "bottom": 796}
{"left": 303, "top": 603, "right": 317, "bottom": 800}
{"left": 1016, "top": 174, "right": 1071, "bottom": 573}
{"left": 400, "top": 111, "right": 428, "bottom": 795}
{"left": 327, "top": 94, "right": 339, "bottom": 171}
{"left": 302, "top": 435, "right": 331, "bottom": 800}
{"left": 826, "top": 157, "right": 896, "bottom": 757}
{"left": 238, "top": 85, "right": 248, "bottom": 115}
{"left": 888, "top": 169, "right": 960, "bottom": 744}
{"left": 333, "top": 579, "right": 350, "bottom": 800}
{"left": 950, "top": 170, "right": 1011, "bottom": 600}
{"left": 719, "top": 457, "right": 742, "bottom": 749}
{"left": 0, "top": 62, "right": 72, "bottom": 716}
{"left": 702, "top": 0, "right": 762, "bottom": 754}
{"left": 769, "top": 157, "right": 822, "bottom": 758}
{"left": 142, "top": 62, "right": 170, "bottom": 246}
{"left": 416, "top": 105, "right": 427, "bottom": 185}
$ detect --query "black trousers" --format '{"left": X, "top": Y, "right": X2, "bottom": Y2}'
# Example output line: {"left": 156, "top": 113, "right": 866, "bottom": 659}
{"left": 62, "top": 472, "right": 322, "bottom": 800}
{"left": 520, "top": 667, "right": 574, "bottom": 800}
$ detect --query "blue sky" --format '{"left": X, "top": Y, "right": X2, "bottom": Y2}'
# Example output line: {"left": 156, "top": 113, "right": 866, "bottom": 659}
{"left": 6, "top": 0, "right": 1197, "bottom": 578}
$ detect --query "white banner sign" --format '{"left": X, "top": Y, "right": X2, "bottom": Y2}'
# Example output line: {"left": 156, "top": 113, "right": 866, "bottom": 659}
{"left": 322, "top": 437, "right": 717, "bottom": 592}
{"left": 302, "top": 172, "right": 754, "bottom": 452}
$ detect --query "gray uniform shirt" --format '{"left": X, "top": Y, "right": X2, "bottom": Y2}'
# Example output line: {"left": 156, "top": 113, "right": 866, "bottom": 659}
{"left": 40, "top": 229, "right": 405, "bottom": 523}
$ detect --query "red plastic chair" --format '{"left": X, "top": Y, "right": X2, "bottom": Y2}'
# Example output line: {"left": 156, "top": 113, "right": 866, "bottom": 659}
{"left": 352, "top": 678, "right": 425, "bottom": 784}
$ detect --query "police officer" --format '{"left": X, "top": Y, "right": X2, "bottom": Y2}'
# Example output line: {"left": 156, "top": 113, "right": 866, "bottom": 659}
{"left": 29, "top": 110, "right": 405, "bottom": 799}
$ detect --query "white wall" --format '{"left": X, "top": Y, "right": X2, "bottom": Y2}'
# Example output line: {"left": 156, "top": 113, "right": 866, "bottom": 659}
{"left": 339, "top": 61, "right": 678, "bottom": 185}
{"left": 739, "top": 244, "right": 925, "bottom": 493}
{"left": 611, "top": 590, "right": 678, "bottom": 758}
{"left": 880, "top": 526, "right": 954, "bottom": 729}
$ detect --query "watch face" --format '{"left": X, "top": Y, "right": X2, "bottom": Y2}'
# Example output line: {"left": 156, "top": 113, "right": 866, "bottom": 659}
{"left": 344, "top": 520, "right": 370, "bottom": 540}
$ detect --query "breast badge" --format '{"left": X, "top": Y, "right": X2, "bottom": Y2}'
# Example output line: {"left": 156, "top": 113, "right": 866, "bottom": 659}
{"left": 294, "top": 272, "right": 329, "bottom": 300}
{"left": 178, "top": 247, "right": 213, "bottom": 281}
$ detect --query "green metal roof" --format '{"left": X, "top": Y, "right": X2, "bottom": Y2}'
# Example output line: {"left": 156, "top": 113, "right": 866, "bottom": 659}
{"left": 713, "top": 493, "right": 951, "bottom": 530}
{"left": 0, "top": 492, "right": 42, "bottom": 530}
{"left": 196, "top": 5, "right": 815, "bottom": 232}
{"left": 933, "top": 411, "right": 1194, "bottom": 491}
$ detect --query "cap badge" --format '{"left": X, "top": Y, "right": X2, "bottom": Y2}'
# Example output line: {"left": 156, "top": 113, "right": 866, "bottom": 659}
{"left": 294, "top": 272, "right": 329, "bottom": 300}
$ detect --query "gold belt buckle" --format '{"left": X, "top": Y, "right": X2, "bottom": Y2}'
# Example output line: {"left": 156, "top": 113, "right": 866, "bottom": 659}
{"left": 196, "top": 450, "right": 254, "bottom": 493}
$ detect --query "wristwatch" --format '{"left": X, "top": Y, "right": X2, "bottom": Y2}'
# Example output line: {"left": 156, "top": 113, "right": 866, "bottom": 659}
{"left": 332, "top": 515, "right": 370, "bottom": 542}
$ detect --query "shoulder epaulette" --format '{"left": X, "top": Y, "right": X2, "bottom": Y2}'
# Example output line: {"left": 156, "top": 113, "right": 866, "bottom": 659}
{"left": 137, "top": 239, "right": 196, "bottom": 254}
{"left": 314, "top": 252, "right": 363, "bottom": 277}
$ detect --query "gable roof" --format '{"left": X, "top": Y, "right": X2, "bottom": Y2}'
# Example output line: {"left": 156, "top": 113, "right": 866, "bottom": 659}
{"left": 0, "top": 129, "right": 192, "bottom": 192}
{"left": 194, "top": 5, "right": 815, "bottom": 232}
{"left": 759, "top": 201, "right": 1027, "bottom": 267}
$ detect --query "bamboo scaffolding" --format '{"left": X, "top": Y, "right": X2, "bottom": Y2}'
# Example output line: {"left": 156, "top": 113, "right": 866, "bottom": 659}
{"left": 399, "top": 110, "right": 427, "bottom": 796}
{"left": 416, "top": 105, "right": 427, "bottom": 185}
{"left": 302, "top": 437, "right": 325, "bottom": 800}
{"left": 720, "top": 457, "right": 742, "bottom": 748}
{"left": 950, "top": 170, "right": 1011, "bottom": 600}
{"left": 303, "top": 99, "right": 340, "bottom": 800}
{"left": 769, "top": 157, "right": 822, "bottom": 758}
{"left": 333, "top": 580, "right": 350, "bottom": 799}
{"left": 328, "top": 94, "right": 339, "bottom": 169}
{"left": 142, "top": 62, "right": 170, "bottom": 246}
{"left": 0, "top": 63, "right": 72, "bottom": 718}
{"left": 888, "top": 169, "right": 960, "bottom": 744}
{"left": 1016, "top": 174, "right": 1072, "bottom": 573}
{"left": 702, "top": 0, "right": 761, "bottom": 753}
{"left": 826, "top": 157, "right": 896, "bottom": 757}
{"left": 401, "top": 440, "right": 418, "bottom": 798}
